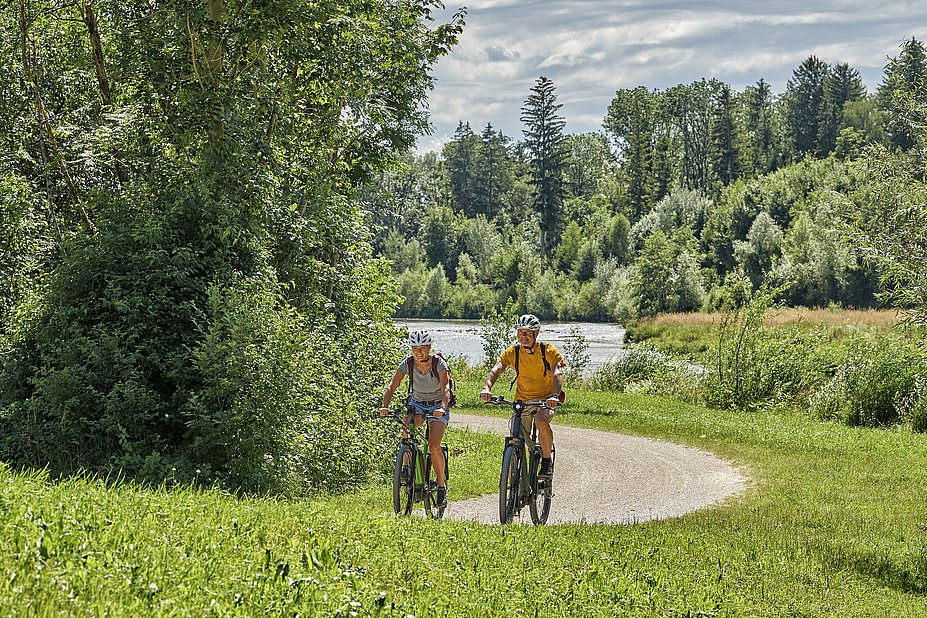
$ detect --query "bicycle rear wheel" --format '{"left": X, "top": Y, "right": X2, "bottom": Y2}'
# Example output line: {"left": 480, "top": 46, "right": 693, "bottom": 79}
{"left": 422, "top": 454, "right": 438, "bottom": 519}
{"left": 393, "top": 444, "right": 414, "bottom": 516}
{"left": 499, "top": 444, "right": 520, "bottom": 524}
{"left": 529, "top": 445, "right": 554, "bottom": 525}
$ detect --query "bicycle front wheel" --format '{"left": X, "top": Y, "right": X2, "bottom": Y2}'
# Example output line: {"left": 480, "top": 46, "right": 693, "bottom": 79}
{"left": 529, "top": 445, "right": 554, "bottom": 525}
{"left": 499, "top": 444, "right": 520, "bottom": 524}
{"left": 393, "top": 444, "right": 414, "bottom": 516}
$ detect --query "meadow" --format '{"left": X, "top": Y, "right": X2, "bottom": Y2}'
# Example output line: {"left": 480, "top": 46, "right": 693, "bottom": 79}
{"left": 623, "top": 308, "right": 900, "bottom": 362}
{"left": 3, "top": 376, "right": 927, "bottom": 616}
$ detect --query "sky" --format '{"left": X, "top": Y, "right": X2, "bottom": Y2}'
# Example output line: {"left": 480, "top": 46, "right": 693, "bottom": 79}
{"left": 417, "top": 0, "right": 927, "bottom": 153}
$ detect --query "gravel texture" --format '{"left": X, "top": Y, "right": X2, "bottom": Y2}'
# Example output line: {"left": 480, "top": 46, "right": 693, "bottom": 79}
{"left": 444, "top": 413, "right": 748, "bottom": 525}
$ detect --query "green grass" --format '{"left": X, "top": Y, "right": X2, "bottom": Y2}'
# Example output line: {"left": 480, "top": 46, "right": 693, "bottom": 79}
{"left": 624, "top": 308, "right": 902, "bottom": 365}
{"left": 3, "top": 378, "right": 927, "bottom": 615}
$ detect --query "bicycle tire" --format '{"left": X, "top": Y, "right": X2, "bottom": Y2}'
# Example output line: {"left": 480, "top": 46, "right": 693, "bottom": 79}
{"left": 393, "top": 443, "right": 414, "bottom": 516}
{"left": 430, "top": 447, "right": 448, "bottom": 519}
{"left": 499, "top": 444, "right": 520, "bottom": 524}
{"left": 529, "top": 444, "right": 554, "bottom": 525}
{"left": 422, "top": 453, "right": 437, "bottom": 519}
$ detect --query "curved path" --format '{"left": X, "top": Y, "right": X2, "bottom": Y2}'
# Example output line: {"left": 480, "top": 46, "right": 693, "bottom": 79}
{"left": 444, "top": 414, "right": 748, "bottom": 525}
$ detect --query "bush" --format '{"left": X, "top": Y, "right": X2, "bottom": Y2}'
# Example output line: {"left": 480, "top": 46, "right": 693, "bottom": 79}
{"left": 585, "top": 343, "right": 669, "bottom": 391}
{"left": 585, "top": 342, "right": 703, "bottom": 401}
{"left": 0, "top": 199, "right": 401, "bottom": 495}
{"left": 808, "top": 334, "right": 925, "bottom": 427}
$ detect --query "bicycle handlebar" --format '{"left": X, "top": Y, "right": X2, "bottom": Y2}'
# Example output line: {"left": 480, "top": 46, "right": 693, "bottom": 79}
{"left": 378, "top": 407, "right": 438, "bottom": 421}
{"left": 484, "top": 395, "right": 552, "bottom": 409}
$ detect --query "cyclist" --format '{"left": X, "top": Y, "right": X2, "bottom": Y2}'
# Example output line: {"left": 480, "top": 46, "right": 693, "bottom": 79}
{"left": 480, "top": 314, "right": 564, "bottom": 479}
{"left": 380, "top": 329, "right": 450, "bottom": 508}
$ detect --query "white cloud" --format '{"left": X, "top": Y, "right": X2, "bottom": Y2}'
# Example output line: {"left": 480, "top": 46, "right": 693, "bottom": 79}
{"left": 418, "top": 0, "right": 927, "bottom": 153}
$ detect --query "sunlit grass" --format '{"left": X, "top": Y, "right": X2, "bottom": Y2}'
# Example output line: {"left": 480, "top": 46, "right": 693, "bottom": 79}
{"left": 3, "top": 376, "right": 927, "bottom": 615}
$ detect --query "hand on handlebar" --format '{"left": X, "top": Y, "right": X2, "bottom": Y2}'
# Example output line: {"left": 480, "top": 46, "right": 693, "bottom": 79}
{"left": 480, "top": 387, "right": 492, "bottom": 402}
{"left": 433, "top": 407, "right": 445, "bottom": 417}
{"left": 379, "top": 407, "right": 390, "bottom": 417}
{"left": 545, "top": 396, "right": 560, "bottom": 410}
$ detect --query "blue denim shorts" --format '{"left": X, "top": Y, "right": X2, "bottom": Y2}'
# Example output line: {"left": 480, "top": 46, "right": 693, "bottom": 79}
{"left": 407, "top": 399, "right": 451, "bottom": 426}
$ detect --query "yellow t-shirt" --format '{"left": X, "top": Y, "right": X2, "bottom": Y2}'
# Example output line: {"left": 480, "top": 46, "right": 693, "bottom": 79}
{"left": 499, "top": 342, "right": 565, "bottom": 401}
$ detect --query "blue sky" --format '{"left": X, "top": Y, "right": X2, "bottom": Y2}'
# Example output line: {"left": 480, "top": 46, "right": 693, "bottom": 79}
{"left": 417, "top": 0, "right": 926, "bottom": 153}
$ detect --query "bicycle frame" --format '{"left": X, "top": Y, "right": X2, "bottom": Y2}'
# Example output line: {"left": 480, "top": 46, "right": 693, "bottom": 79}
{"left": 383, "top": 407, "right": 448, "bottom": 518}
{"left": 487, "top": 396, "right": 554, "bottom": 525}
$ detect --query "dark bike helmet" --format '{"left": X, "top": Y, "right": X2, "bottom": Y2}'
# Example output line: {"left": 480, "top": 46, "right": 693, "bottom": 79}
{"left": 515, "top": 314, "right": 541, "bottom": 332}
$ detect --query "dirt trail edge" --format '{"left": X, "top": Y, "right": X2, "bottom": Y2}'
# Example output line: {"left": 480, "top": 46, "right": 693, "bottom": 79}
{"left": 444, "top": 413, "right": 748, "bottom": 525}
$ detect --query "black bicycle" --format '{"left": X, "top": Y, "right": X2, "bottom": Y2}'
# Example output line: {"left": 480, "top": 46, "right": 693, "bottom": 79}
{"left": 382, "top": 406, "right": 449, "bottom": 519}
{"left": 485, "top": 396, "right": 555, "bottom": 525}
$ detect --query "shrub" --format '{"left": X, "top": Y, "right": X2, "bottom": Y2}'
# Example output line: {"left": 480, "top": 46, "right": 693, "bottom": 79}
{"left": 479, "top": 298, "right": 517, "bottom": 370}
{"left": 809, "top": 334, "right": 925, "bottom": 427}
{"left": 586, "top": 343, "right": 668, "bottom": 392}
{"left": 561, "top": 326, "right": 591, "bottom": 383}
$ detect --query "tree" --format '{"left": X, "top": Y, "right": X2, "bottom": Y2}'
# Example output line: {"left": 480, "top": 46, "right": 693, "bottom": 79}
{"left": 878, "top": 37, "right": 927, "bottom": 151}
{"left": 785, "top": 55, "right": 830, "bottom": 158}
{"left": 520, "top": 76, "right": 568, "bottom": 256}
{"left": 443, "top": 121, "right": 481, "bottom": 215}
{"left": 742, "top": 79, "right": 778, "bottom": 175}
{"left": 819, "top": 63, "right": 866, "bottom": 154}
{"left": 473, "top": 123, "right": 514, "bottom": 219}
{"left": 604, "top": 86, "right": 658, "bottom": 221}
{"left": 564, "top": 132, "right": 615, "bottom": 199}
{"left": 849, "top": 101, "right": 927, "bottom": 324}
{"left": 1, "top": 0, "right": 464, "bottom": 490}
{"left": 709, "top": 84, "right": 742, "bottom": 188}
{"left": 420, "top": 204, "right": 462, "bottom": 277}
{"left": 663, "top": 80, "right": 723, "bottom": 191}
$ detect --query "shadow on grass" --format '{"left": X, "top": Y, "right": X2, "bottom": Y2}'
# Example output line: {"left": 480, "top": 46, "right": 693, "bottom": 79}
{"left": 826, "top": 543, "right": 927, "bottom": 595}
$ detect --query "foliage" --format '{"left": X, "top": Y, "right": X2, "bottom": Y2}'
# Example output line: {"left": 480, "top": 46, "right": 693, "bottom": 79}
{"left": 560, "top": 325, "right": 591, "bottom": 382}
{"left": 809, "top": 333, "right": 925, "bottom": 428}
{"left": 0, "top": 0, "right": 462, "bottom": 491}
{"left": 520, "top": 76, "right": 568, "bottom": 255}
{"left": 478, "top": 298, "right": 517, "bottom": 369}
{"left": 702, "top": 276, "right": 777, "bottom": 409}
{"left": 849, "top": 87, "right": 927, "bottom": 327}
{"left": 584, "top": 342, "right": 669, "bottom": 392}
{"left": 358, "top": 45, "right": 927, "bottom": 324}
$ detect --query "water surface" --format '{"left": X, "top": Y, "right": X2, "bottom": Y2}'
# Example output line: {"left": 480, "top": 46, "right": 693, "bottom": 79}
{"left": 395, "top": 319, "right": 626, "bottom": 373}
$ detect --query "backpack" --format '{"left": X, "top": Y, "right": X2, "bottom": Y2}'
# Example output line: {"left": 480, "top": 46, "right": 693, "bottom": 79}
{"left": 509, "top": 342, "right": 551, "bottom": 390}
{"left": 405, "top": 353, "right": 457, "bottom": 407}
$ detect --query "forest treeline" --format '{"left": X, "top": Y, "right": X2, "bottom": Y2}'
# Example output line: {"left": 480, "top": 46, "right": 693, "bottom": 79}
{"left": 365, "top": 39, "right": 927, "bottom": 322}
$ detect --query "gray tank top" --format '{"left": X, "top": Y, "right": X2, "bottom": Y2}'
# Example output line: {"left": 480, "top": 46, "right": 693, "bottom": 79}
{"left": 399, "top": 355, "right": 449, "bottom": 402}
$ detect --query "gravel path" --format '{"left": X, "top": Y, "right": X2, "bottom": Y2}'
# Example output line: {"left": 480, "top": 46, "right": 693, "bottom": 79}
{"left": 443, "top": 413, "right": 748, "bottom": 525}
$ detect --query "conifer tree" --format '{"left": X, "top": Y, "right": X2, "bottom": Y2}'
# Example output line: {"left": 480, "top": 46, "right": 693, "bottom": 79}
{"left": 520, "top": 76, "right": 568, "bottom": 255}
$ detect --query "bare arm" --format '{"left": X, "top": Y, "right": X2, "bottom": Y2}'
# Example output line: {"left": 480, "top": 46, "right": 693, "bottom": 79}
{"left": 546, "top": 362, "right": 564, "bottom": 409}
{"left": 380, "top": 370, "right": 405, "bottom": 414}
{"left": 479, "top": 360, "right": 506, "bottom": 402}
{"left": 434, "top": 370, "right": 450, "bottom": 416}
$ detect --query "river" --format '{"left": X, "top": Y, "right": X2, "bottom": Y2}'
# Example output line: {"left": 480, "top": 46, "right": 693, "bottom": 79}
{"left": 394, "top": 319, "right": 627, "bottom": 372}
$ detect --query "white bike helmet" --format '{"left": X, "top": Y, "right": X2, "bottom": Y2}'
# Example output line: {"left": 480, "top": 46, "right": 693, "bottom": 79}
{"left": 515, "top": 314, "right": 541, "bottom": 332}
{"left": 408, "top": 329, "right": 433, "bottom": 346}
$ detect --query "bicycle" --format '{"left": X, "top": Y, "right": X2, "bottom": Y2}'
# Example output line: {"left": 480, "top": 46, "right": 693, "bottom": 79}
{"left": 485, "top": 395, "right": 555, "bottom": 525}
{"left": 382, "top": 406, "right": 449, "bottom": 519}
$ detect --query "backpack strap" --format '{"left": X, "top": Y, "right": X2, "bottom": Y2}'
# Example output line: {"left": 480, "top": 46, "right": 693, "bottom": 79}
{"left": 510, "top": 342, "right": 550, "bottom": 390}
{"left": 540, "top": 341, "right": 550, "bottom": 377}
{"left": 509, "top": 345, "right": 519, "bottom": 390}
{"left": 431, "top": 355, "right": 439, "bottom": 379}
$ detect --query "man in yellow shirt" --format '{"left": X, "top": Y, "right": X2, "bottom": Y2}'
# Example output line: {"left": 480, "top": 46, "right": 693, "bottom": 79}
{"left": 480, "top": 314, "right": 564, "bottom": 479}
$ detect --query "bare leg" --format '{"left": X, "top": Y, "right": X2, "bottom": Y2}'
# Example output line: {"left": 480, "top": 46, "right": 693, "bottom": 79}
{"left": 428, "top": 421, "right": 447, "bottom": 486}
{"left": 534, "top": 414, "right": 554, "bottom": 458}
